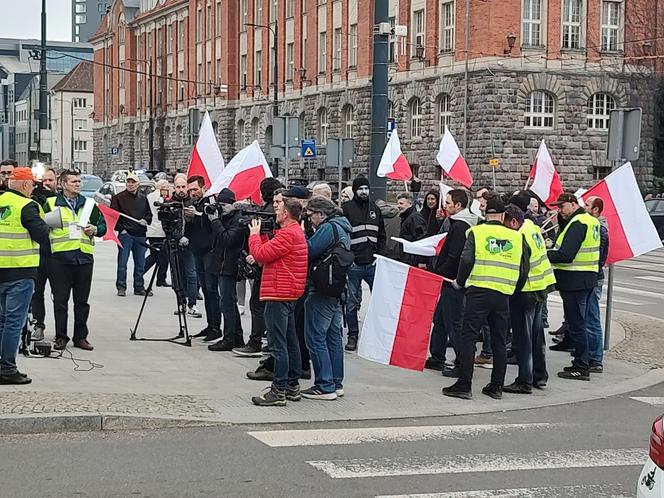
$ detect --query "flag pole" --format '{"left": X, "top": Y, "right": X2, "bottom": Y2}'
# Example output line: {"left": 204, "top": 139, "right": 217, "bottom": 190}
{"left": 604, "top": 264, "right": 614, "bottom": 351}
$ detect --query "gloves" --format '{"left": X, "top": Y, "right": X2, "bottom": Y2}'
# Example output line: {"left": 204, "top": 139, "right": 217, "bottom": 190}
{"left": 178, "top": 236, "right": 189, "bottom": 248}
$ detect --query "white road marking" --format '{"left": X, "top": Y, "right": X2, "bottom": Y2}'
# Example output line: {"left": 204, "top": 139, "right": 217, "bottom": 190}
{"left": 635, "top": 275, "right": 664, "bottom": 283}
{"left": 612, "top": 285, "right": 663, "bottom": 300}
{"left": 307, "top": 448, "right": 646, "bottom": 479}
{"left": 248, "top": 423, "right": 559, "bottom": 447}
{"left": 630, "top": 396, "right": 664, "bottom": 406}
{"left": 375, "top": 483, "right": 630, "bottom": 498}
{"left": 548, "top": 294, "right": 645, "bottom": 306}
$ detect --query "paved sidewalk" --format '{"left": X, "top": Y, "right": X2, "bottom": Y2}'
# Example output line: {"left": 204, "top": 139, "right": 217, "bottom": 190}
{"left": 3, "top": 242, "right": 663, "bottom": 433}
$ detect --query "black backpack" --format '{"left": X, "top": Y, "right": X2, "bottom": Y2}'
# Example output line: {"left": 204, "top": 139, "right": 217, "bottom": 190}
{"left": 310, "top": 222, "right": 355, "bottom": 298}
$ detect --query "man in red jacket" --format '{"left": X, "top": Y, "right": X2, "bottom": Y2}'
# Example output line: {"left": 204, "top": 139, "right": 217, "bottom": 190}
{"left": 249, "top": 197, "right": 308, "bottom": 406}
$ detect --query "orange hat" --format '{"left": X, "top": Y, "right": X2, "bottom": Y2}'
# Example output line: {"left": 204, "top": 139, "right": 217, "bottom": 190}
{"left": 9, "top": 167, "right": 35, "bottom": 181}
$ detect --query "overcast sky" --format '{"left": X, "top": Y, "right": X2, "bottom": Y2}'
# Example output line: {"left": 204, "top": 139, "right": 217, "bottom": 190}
{"left": 0, "top": 0, "right": 72, "bottom": 42}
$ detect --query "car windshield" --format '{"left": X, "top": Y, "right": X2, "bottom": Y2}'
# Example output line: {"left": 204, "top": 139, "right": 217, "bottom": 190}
{"left": 81, "top": 176, "right": 103, "bottom": 192}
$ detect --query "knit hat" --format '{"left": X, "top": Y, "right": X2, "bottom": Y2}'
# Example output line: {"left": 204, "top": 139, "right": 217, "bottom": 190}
{"left": 9, "top": 167, "right": 34, "bottom": 181}
{"left": 307, "top": 195, "right": 338, "bottom": 217}
{"left": 509, "top": 190, "right": 531, "bottom": 212}
{"left": 282, "top": 185, "right": 311, "bottom": 200}
{"left": 352, "top": 176, "right": 370, "bottom": 195}
{"left": 259, "top": 177, "right": 284, "bottom": 204}
{"left": 216, "top": 188, "right": 236, "bottom": 205}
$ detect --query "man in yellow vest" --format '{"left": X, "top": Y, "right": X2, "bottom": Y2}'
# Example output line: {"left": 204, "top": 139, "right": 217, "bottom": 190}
{"left": 547, "top": 193, "right": 600, "bottom": 381}
{"left": 0, "top": 167, "right": 50, "bottom": 384}
{"left": 504, "top": 198, "right": 556, "bottom": 394}
{"left": 444, "top": 197, "right": 529, "bottom": 400}
{"left": 43, "top": 169, "right": 106, "bottom": 352}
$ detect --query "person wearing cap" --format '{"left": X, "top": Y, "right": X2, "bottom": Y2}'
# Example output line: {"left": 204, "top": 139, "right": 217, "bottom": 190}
{"left": 503, "top": 198, "right": 556, "bottom": 394}
{"left": 44, "top": 169, "right": 106, "bottom": 351}
{"left": 547, "top": 192, "right": 600, "bottom": 381}
{"left": 339, "top": 186, "right": 354, "bottom": 204}
{"left": 0, "top": 168, "right": 50, "bottom": 384}
{"left": 111, "top": 172, "right": 153, "bottom": 297}
{"left": 342, "top": 176, "right": 386, "bottom": 351}
{"left": 443, "top": 196, "right": 529, "bottom": 400}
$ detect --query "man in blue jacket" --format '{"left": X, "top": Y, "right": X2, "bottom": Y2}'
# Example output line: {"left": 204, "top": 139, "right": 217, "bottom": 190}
{"left": 302, "top": 196, "right": 352, "bottom": 400}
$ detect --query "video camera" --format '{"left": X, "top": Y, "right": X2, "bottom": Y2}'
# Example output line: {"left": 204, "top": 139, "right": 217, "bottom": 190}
{"left": 154, "top": 199, "right": 186, "bottom": 238}
{"left": 238, "top": 207, "right": 276, "bottom": 233}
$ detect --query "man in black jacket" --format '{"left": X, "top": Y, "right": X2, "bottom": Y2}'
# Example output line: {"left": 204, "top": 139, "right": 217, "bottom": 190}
{"left": 342, "top": 176, "right": 386, "bottom": 351}
{"left": 111, "top": 172, "right": 152, "bottom": 297}
{"left": 396, "top": 192, "right": 426, "bottom": 266}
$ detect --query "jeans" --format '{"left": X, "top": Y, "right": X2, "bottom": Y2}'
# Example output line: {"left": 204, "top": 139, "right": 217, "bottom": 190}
{"left": 304, "top": 292, "right": 344, "bottom": 393}
{"left": 31, "top": 259, "right": 49, "bottom": 329}
{"left": 237, "top": 280, "right": 247, "bottom": 307}
{"left": 510, "top": 298, "right": 548, "bottom": 387}
{"left": 429, "top": 284, "right": 465, "bottom": 364}
{"left": 116, "top": 232, "right": 147, "bottom": 291}
{"left": 586, "top": 282, "right": 604, "bottom": 367}
{"left": 248, "top": 277, "right": 266, "bottom": 348}
{"left": 195, "top": 255, "right": 221, "bottom": 329}
{"left": 264, "top": 301, "right": 301, "bottom": 391}
{"left": 0, "top": 279, "right": 34, "bottom": 374}
{"left": 220, "top": 275, "right": 243, "bottom": 342}
{"left": 176, "top": 249, "right": 198, "bottom": 308}
{"left": 144, "top": 237, "right": 169, "bottom": 285}
{"left": 50, "top": 262, "right": 93, "bottom": 342}
{"left": 560, "top": 288, "right": 593, "bottom": 370}
{"left": 346, "top": 263, "right": 375, "bottom": 337}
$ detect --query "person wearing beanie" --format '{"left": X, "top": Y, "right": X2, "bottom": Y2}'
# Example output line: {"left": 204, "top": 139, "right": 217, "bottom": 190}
{"left": 260, "top": 177, "right": 284, "bottom": 207}
{"left": 443, "top": 196, "right": 529, "bottom": 401}
{"left": 341, "top": 176, "right": 386, "bottom": 351}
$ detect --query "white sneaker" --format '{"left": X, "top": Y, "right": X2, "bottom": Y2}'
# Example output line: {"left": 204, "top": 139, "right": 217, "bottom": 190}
{"left": 238, "top": 305, "right": 245, "bottom": 316}
{"left": 187, "top": 305, "right": 202, "bottom": 318}
{"left": 335, "top": 388, "right": 345, "bottom": 397}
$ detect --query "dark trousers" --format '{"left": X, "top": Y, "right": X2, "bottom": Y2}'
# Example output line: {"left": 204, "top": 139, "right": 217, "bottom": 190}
{"left": 264, "top": 301, "right": 301, "bottom": 391}
{"left": 560, "top": 289, "right": 593, "bottom": 370}
{"left": 177, "top": 250, "right": 198, "bottom": 308}
{"left": 295, "top": 293, "right": 311, "bottom": 371}
{"left": 248, "top": 277, "right": 266, "bottom": 347}
{"left": 510, "top": 297, "right": 548, "bottom": 386}
{"left": 145, "top": 237, "right": 169, "bottom": 285}
{"left": 458, "top": 288, "right": 510, "bottom": 390}
{"left": 220, "top": 275, "right": 243, "bottom": 342}
{"left": 50, "top": 262, "right": 93, "bottom": 342}
{"left": 429, "top": 284, "right": 465, "bottom": 364}
{"left": 31, "top": 259, "right": 49, "bottom": 329}
{"left": 195, "top": 255, "right": 221, "bottom": 329}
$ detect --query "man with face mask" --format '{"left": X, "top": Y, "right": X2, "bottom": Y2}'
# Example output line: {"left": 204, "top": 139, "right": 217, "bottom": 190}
{"left": 341, "top": 176, "right": 386, "bottom": 351}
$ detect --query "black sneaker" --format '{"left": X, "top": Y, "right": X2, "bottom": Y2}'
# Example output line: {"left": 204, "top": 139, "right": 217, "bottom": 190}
{"left": 247, "top": 367, "right": 274, "bottom": 381}
{"left": 0, "top": 372, "right": 32, "bottom": 385}
{"left": 286, "top": 384, "right": 301, "bottom": 402}
{"left": 345, "top": 336, "right": 358, "bottom": 352}
{"left": 533, "top": 380, "right": 548, "bottom": 389}
{"left": 300, "top": 369, "right": 312, "bottom": 380}
{"left": 442, "top": 366, "right": 460, "bottom": 378}
{"left": 549, "top": 341, "right": 574, "bottom": 352}
{"left": 549, "top": 323, "right": 568, "bottom": 336}
{"left": 261, "top": 344, "right": 270, "bottom": 354}
{"left": 502, "top": 381, "right": 533, "bottom": 394}
{"left": 208, "top": 338, "right": 234, "bottom": 351}
{"left": 134, "top": 289, "right": 153, "bottom": 297}
{"left": 481, "top": 382, "right": 503, "bottom": 399}
{"left": 301, "top": 386, "right": 337, "bottom": 400}
{"left": 252, "top": 386, "right": 286, "bottom": 406}
{"left": 589, "top": 365, "right": 603, "bottom": 373}
{"left": 442, "top": 381, "right": 472, "bottom": 400}
{"left": 232, "top": 343, "right": 263, "bottom": 357}
{"left": 156, "top": 281, "right": 171, "bottom": 287}
{"left": 557, "top": 367, "right": 590, "bottom": 381}
{"left": 117, "top": 288, "right": 126, "bottom": 297}
{"left": 203, "top": 330, "right": 223, "bottom": 342}
{"left": 506, "top": 354, "right": 518, "bottom": 365}
{"left": 193, "top": 326, "right": 212, "bottom": 338}
{"left": 424, "top": 358, "right": 444, "bottom": 371}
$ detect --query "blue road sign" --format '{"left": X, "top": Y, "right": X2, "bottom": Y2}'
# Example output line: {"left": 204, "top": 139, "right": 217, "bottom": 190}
{"left": 387, "top": 118, "right": 396, "bottom": 139}
{"left": 301, "top": 139, "right": 316, "bottom": 159}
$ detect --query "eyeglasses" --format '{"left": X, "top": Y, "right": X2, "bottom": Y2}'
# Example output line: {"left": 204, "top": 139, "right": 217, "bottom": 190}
{"left": 0, "top": 171, "right": 10, "bottom": 176}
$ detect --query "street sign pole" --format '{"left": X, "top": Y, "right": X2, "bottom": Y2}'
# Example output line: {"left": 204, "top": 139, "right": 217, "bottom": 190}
{"left": 369, "top": 0, "right": 389, "bottom": 201}
{"left": 284, "top": 116, "right": 290, "bottom": 184}
{"left": 604, "top": 264, "right": 614, "bottom": 351}
{"left": 338, "top": 140, "right": 343, "bottom": 206}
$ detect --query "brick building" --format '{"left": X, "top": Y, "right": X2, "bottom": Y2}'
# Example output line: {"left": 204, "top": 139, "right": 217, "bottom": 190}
{"left": 90, "top": 0, "right": 662, "bottom": 190}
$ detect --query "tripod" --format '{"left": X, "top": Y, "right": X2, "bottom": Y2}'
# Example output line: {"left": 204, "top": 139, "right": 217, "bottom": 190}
{"left": 130, "top": 236, "right": 191, "bottom": 346}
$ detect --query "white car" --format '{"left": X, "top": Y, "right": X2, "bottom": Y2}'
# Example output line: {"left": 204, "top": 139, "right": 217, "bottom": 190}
{"left": 94, "top": 179, "right": 156, "bottom": 207}
{"left": 637, "top": 415, "right": 664, "bottom": 497}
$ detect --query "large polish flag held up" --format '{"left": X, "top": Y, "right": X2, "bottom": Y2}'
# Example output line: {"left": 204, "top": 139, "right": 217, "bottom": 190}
{"left": 377, "top": 127, "right": 412, "bottom": 181}
{"left": 392, "top": 233, "right": 447, "bottom": 257}
{"left": 581, "top": 162, "right": 662, "bottom": 264}
{"left": 187, "top": 111, "right": 225, "bottom": 188}
{"left": 358, "top": 256, "right": 443, "bottom": 371}
{"left": 208, "top": 140, "right": 272, "bottom": 204}
{"left": 436, "top": 127, "right": 473, "bottom": 188}
{"left": 529, "top": 139, "right": 564, "bottom": 207}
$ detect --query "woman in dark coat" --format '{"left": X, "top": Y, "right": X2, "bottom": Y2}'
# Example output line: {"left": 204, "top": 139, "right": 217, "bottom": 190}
{"left": 420, "top": 189, "right": 444, "bottom": 237}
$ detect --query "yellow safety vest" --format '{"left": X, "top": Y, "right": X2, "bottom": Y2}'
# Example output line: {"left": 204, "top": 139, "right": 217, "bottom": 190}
{"left": 520, "top": 219, "right": 556, "bottom": 292}
{"left": 46, "top": 196, "right": 95, "bottom": 255}
{"left": 466, "top": 223, "right": 524, "bottom": 296}
{"left": 552, "top": 212, "right": 600, "bottom": 272}
{"left": 0, "top": 192, "right": 40, "bottom": 268}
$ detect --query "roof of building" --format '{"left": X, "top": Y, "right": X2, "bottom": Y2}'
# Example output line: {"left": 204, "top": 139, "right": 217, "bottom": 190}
{"left": 17, "top": 73, "right": 66, "bottom": 101}
{"left": 51, "top": 61, "right": 93, "bottom": 93}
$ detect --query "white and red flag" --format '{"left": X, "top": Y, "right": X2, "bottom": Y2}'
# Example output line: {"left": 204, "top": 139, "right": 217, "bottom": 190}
{"left": 358, "top": 256, "right": 443, "bottom": 371}
{"left": 187, "top": 111, "right": 225, "bottom": 188}
{"left": 436, "top": 127, "right": 473, "bottom": 188}
{"left": 392, "top": 233, "right": 447, "bottom": 257}
{"left": 97, "top": 204, "right": 123, "bottom": 248}
{"left": 581, "top": 162, "right": 662, "bottom": 265}
{"left": 529, "top": 140, "right": 563, "bottom": 207}
{"left": 208, "top": 140, "right": 272, "bottom": 204}
{"left": 377, "top": 127, "right": 412, "bottom": 181}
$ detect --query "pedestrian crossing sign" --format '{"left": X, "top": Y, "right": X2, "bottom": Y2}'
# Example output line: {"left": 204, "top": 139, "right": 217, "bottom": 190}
{"left": 301, "top": 139, "right": 316, "bottom": 159}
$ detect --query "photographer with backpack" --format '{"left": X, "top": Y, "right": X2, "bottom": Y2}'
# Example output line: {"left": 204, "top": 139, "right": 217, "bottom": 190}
{"left": 302, "top": 196, "right": 353, "bottom": 400}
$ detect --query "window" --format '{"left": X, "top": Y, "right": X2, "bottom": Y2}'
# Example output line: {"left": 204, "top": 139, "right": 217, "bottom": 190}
{"left": 119, "top": 23, "right": 125, "bottom": 44}
{"left": 216, "top": 1, "right": 222, "bottom": 35}
{"left": 318, "top": 107, "right": 328, "bottom": 145}
{"left": 206, "top": 61, "right": 212, "bottom": 93}
{"left": 75, "top": 4, "right": 86, "bottom": 13}
{"left": 440, "top": 1, "right": 455, "bottom": 52}
{"left": 254, "top": 0, "right": 262, "bottom": 23}
{"left": 270, "top": 0, "right": 276, "bottom": 21}
{"left": 409, "top": 98, "right": 423, "bottom": 138}
{"left": 412, "top": 9, "right": 425, "bottom": 57}
{"left": 237, "top": 120, "right": 245, "bottom": 148}
{"left": 587, "top": 93, "right": 616, "bottom": 129}
{"left": 438, "top": 94, "right": 452, "bottom": 135}
{"left": 318, "top": 32, "right": 327, "bottom": 73}
{"left": 252, "top": 117, "right": 259, "bottom": 141}
{"left": 178, "top": 70, "right": 184, "bottom": 101}
{"left": 255, "top": 50, "right": 262, "bottom": 86}
{"left": 343, "top": 105, "right": 355, "bottom": 139}
{"left": 562, "top": 0, "right": 582, "bottom": 49}
{"left": 525, "top": 91, "right": 555, "bottom": 129}
{"left": 206, "top": 4, "right": 212, "bottom": 40}
{"left": 348, "top": 24, "right": 358, "bottom": 67}
{"left": 73, "top": 98, "right": 87, "bottom": 108}
{"left": 216, "top": 57, "right": 221, "bottom": 84}
{"left": 241, "top": 0, "right": 248, "bottom": 28}
{"left": 302, "top": 15, "right": 308, "bottom": 69}
{"left": 389, "top": 16, "right": 396, "bottom": 63}
{"left": 522, "top": 0, "right": 542, "bottom": 47}
{"left": 286, "top": 0, "right": 295, "bottom": 18}
{"left": 75, "top": 14, "right": 87, "bottom": 24}
{"left": 167, "top": 24, "right": 173, "bottom": 52}
{"left": 74, "top": 140, "right": 88, "bottom": 151}
{"left": 178, "top": 20, "right": 185, "bottom": 50}
{"left": 601, "top": 0, "right": 621, "bottom": 52}
{"left": 197, "top": 63, "right": 203, "bottom": 94}
{"left": 197, "top": 9, "right": 203, "bottom": 42}
{"left": 240, "top": 54, "right": 248, "bottom": 88}
{"left": 119, "top": 62, "right": 125, "bottom": 88}
{"left": 286, "top": 42, "right": 294, "bottom": 82}
{"left": 333, "top": 28, "right": 342, "bottom": 71}
{"left": 98, "top": 4, "right": 107, "bottom": 13}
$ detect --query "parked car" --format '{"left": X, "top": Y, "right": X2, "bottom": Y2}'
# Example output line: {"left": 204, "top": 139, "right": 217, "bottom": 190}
{"left": 637, "top": 414, "right": 664, "bottom": 498}
{"left": 109, "top": 170, "right": 151, "bottom": 183}
{"left": 94, "top": 179, "right": 156, "bottom": 207}
{"left": 645, "top": 199, "right": 664, "bottom": 240}
{"left": 80, "top": 174, "right": 103, "bottom": 199}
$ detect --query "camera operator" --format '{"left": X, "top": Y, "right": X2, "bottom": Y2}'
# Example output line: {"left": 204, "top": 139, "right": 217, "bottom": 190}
{"left": 206, "top": 188, "right": 248, "bottom": 351}
{"left": 145, "top": 180, "right": 171, "bottom": 287}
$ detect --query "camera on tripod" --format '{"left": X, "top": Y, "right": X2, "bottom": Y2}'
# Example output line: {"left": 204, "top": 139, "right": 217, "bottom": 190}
{"left": 238, "top": 207, "right": 276, "bottom": 233}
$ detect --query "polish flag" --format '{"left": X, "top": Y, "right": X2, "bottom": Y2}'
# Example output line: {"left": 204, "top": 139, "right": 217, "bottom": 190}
{"left": 529, "top": 140, "right": 563, "bottom": 208}
{"left": 187, "top": 111, "right": 225, "bottom": 188}
{"left": 392, "top": 233, "right": 447, "bottom": 257}
{"left": 377, "top": 128, "right": 412, "bottom": 181}
{"left": 208, "top": 140, "right": 272, "bottom": 204}
{"left": 358, "top": 256, "right": 443, "bottom": 371}
{"left": 97, "top": 204, "right": 123, "bottom": 248}
{"left": 581, "top": 162, "right": 662, "bottom": 265}
{"left": 436, "top": 127, "right": 473, "bottom": 188}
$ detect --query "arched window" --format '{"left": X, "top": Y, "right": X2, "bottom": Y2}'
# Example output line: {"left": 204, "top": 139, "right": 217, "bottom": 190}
{"left": 237, "top": 119, "right": 245, "bottom": 148}
{"left": 164, "top": 126, "right": 171, "bottom": 148}
{"left": 298, "top": 112, "right": 306, "bottom": 140}
{"left": 524, "top": 91, "right": 555, "bottom": 129}
{"left": 135, "top": 130, "right": 141, "bottom": 151}
{"left": 437, "top": 94, "right": 452, "bottom": 135}
{"left": 409, "top": 97, "right": 423, "bottom": 138}
{"left": 342, "top": 104, "right": 355, "bottom": 139}
{"left": 175, "top": 125, "right": 182, "bottom": 147}
{"left": 587, "top": 93, "right": 616, "bottom": 130}
{"left": 265, "top": 125, "right": 273, "bottom": 152}
{"left": 318, "top": 107, "right": 328, "bottom": 145}
{"left": 251, "top": 117, "right": 259, "bottom": 141}
{"left": 388, "top": 100, "right": 395, "bottom": 119}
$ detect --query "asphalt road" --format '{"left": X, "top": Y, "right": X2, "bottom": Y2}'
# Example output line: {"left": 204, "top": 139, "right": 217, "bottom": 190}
{"left": 3, "top": 382, "right": 662, "bottom": 498}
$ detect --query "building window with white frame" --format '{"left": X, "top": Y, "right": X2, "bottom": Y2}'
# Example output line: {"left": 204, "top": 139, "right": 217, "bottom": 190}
{"left": 74, "top": 119, "right": 87, "bottom": 130}
{"left": 286, "top": 42, "right": 294, "bottom": 82}
{"left": 178, "top": 20, "right": 185, "bottom": 50}
{"left": 333, "top": 28, "right": 342, "bottom": 72}
{"left": 440, "top": 1, "right": 455, "bottom": 52}
{"left": 348, "top": 24, "right": 358, "bottom": 67}
{"left": 240, "top": 54, "right": 248, "bottom": 88}
{"left": 318, "top": 107, "right": 328, "bottom": 145}
{"left": 255, "top": 50, "right": 262, "bottom": 86}
{"left": 438, "top": 94, "right": 452, "bottom": 135}
{"left": 524, "top": 90, "right": 555, "bottom": 129}
{"left": 119, "top": 62, "right": 125, "bottom": 88}
{"left": 318, "top": 32, "right": 327, "bottom": 74}
{"left": 562, "top": 0, "right": 582, "bottom": 49}
{"left": 522, "top": 0, "right": 542, "bottom": 47}
{"left": 254, "top": 0, "right": 262, "bottom": 24}
{"left": 167, "top": 24, "right": 173, "bottom": 52}
{"left": 601, "top": 0, "right": 621, "bottom": 52}
{"left": 302, "top": 15, "right": 308, "bottom": 69}
{"left": 286, "top": 0, "right": 295, "bottom": 18}
{"left": 216, "top": 1, "right": 222, "bottom": 35}
{"left": 587, "top": 93, "right": 616, "bottom": 129}
{"left": 74, "top": 140, "right": 87, "bottom": 151}
{"left": 412, "top": 9, "right": 425, "bottom": 58}
{"left": 197, "top": 63, "right": 203, "bottom": 95}
{"left": 240, "top": 0, "right": 248, "bottom": 29}
{"left": 409, "top": 98, "right": 423, "bottom": 138}
{"left": 343, "top": 105, "right": 355, "bottom": 139}
{"left": 197, "top": 9, "right": 203, "bottom": 42}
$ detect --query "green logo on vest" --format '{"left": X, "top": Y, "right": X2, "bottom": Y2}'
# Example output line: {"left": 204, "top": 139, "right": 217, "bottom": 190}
{"left": 485, "top": 237, "right": 513, "bottom": 254}
{"left": 531, "top": 232, "right": 544, "bottom": 250}
{"left": 0, "top": 206, "right": 11, "bottom": 221}
{"left": 593, "top": 224, "right": 600, "bottom": 241}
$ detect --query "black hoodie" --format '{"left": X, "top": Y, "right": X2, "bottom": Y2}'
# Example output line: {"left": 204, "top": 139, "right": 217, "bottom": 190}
{"left": 420, "top": 189, "right": 443, "bottom": 236}
{"left": 342, "top": 178, "right": 386, "bottom": 265}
